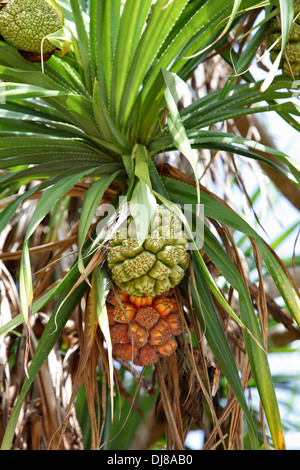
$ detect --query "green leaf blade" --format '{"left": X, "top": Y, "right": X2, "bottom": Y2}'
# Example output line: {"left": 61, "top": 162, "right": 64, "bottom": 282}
{"left": 162, "top": 69, "right": 201, "bottom": 209}
{"left": 110, "top": 0, "right": 153, "bottom": 121}
{"left": 118, "top": 0, "right": 189, "bottom": 126}
{"left": 78, "top": 172, "right": 119, "bottom": 273}
{"left": 25, "top": 167, "right": 98, "bottom": 241}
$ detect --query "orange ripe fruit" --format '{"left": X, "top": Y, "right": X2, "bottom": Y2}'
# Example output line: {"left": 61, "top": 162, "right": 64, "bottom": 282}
{"left": 156, "top": 338, "right": 177, "bottom": 357}
{"left": 110, "top": 323, "right": 130, "bottom": 345}
{"left": 113, "top": 302, "right": 136, "bottom": 323}
{"left": 108, "top": 311, "right": 116, "bottom": 326}
{"left": 135, "top": 306, "right": 160, "bottom": 329}
{"left": 152, "top": 297, "right": 175, "bottom": 317}
{"left": 127, "top": 321, "right": 148, "bottom": 348}
{"left": 118, "top": 290, "right": 129, "bottom": 303}
{"left": 149, "top": 319, "right": 172, "bottom": 346}
{"left": 113, "top": 343, "right": 138, "bottom": 361}
{"left": 134, "top": 344, "right": 159, "bottom": 366}
{"left": 164, "top": 312, "right": 183, "bottom": 335}
{"left": 107, "top": 285, "right": 183, "bottom": 366}
{"left": 129, "top": 295, "right": 153, "bottom": 308}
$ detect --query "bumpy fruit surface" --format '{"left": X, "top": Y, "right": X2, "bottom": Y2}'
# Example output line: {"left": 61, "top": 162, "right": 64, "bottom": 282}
{"left": 0, "top": 0, "right": 63, "bottom": 53}
{"left": 266, "top": 2, "right": 300, "bottom": 77}
{"left": 107, "top": 206, "right": 190, "bottom": 297}
{"left": 107, "top": 287, "right": 183, "bottom": 366}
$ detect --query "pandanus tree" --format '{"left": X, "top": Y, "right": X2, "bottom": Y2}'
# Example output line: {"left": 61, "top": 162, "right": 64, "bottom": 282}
{"left": 0, "top": 0, "right": 299, "bottom": 450}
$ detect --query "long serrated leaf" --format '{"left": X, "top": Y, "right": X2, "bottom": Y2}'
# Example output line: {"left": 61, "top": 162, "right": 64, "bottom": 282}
{"left": 69, "top": 0, "right": 92, "bottom": 93}
{"left": 0, "top": 164, "right": 102, "bottom": 190}
{"left": 163, "top": 176, "right": 300, "bottom": 327}
{"left": 185, "top": 103, "right": 300, "bottom": 133}
{"left": 118, "top": 0, "right": 189, "bottom": 126}
{"left": 0, "top": 116, "right": 84, "bottom": 139}
{"left": 110, "top": 0, "right": 153, "bottom": 120}
{"left": 158, "top": 178, "right": 286, "bottom": 449}
{"left": 0, "top": 138, "right": 103, "bottom": 165}
{"left": 0, "top": 63, "right": 69, "bottom": 92}
{"left": 185, "top": 267, "right": 259, "bottom": 450}
{"left": 255, "top": 238, "right": 300, "bottom": 326}
{"left": 186, "top": 130, "right": 300, "bottom": 184}
{"left": 130, "top": 144, "right": 157, "bottom": 245}
{"left": 44, "top": 94, "right": 101, "bottom": 137}
{"left": 16, "top": 168, "right": 101, "bottom": 336}
{"left": 78, "top": 172, "right": 119, "bottom": 274}
{"left": 202, "top": 227, "right": 286, "bottom": 450}
{"left": 93, "top": 80, "right": 129, "bottom": 149}
{"left": 0, "top": 167, "right": 98, "bottom": 235}
{"left": 92, "top": 80, "right": 114, "bottom": 142}
{"left": 0, "top": 214, "right": 103, "bottom": 341}
{"left": 24, "top": 168, "right": 98, "bottom": 242}
{"left": 101, "top": 0, "right": 122, "bottom": 106}
{"left": 45, "top": 54, "right": 90, "bottom": 97}
{"left": 162, "top": 69, "right": 201, "bottom": 211}
{"left": 89, "top": 0, "right": 106, "bottom": 101}
{"left": 150, "top": 139, "right": 296, "bottom": 183}
{"left": 220, "top": 21, "right": 267, "bottom": 99}
{"left": 138, "top": 0, "right": 234, "bottom": 140}
{"left": 154, "top": 190, "right": 263, "bottom": 348}
{"left": 92, "top": 266, "right": 114, "bottom": 420}
{"left": 89, "top": 0, "right": 121, "bottom": 106}
{"left": 0, "top": 82, "right": 69, "bottom": 100}
{"left": 180, "top": 76, "right": 298, "bottom": 124}
{"left": 130, "top": 180, "right": 157, "bottom": 246}
{"left": 0, "top": 183, "right": 43, "bottom": 235}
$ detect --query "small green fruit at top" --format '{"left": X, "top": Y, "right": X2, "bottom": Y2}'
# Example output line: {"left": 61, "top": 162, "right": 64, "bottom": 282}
{"left": 0, "top": 0, "right": 64, "bottom": 53}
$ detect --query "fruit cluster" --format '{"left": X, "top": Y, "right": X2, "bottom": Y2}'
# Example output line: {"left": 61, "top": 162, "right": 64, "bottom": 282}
{"left": 106, "top": 288, "right": 183, "bottom": 366}
{"left": 107, "top": 207, "right": 190, "bottom": 298}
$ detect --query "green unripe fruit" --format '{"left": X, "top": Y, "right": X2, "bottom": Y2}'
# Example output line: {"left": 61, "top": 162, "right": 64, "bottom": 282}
{"left": 0, "top": 0, "right": 63, "bottom": 53}
{"left": 107, "top": 207, "right": 190, "bottom": 297}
